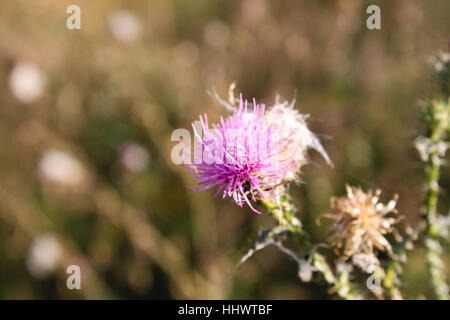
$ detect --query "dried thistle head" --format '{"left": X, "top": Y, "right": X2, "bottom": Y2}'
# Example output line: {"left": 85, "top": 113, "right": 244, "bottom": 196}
{"left": 327, "top": 185, "right": 400, "bottom": 260}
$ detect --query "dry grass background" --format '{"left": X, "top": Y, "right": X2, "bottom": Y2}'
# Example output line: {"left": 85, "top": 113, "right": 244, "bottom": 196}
{"left": 0, "top": 0, "right": 449, "bottom": 299}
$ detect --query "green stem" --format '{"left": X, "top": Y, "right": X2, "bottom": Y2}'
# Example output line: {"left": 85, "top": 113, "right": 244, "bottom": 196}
{"left": 383, "top": 265, "right": 402, "bottom": 300}
{"left": 261, "top": 196, "right": 359, "bottom": 299}
{"left": 383, "top": 249, "right": 404, "bottom": 300}
{"left": 421, "top": 100, "right": 450, "bottom": 300}
{"left": 424, "top": 154, "right": 448, "bottom": 300}
{"left": 383, "top": 225, "right": 423, "bottom": 300}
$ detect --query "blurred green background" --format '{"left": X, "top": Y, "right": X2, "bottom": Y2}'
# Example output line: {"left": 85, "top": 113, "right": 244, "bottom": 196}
{"left": 0, "top": 0, "right": 449, "bottom": 299}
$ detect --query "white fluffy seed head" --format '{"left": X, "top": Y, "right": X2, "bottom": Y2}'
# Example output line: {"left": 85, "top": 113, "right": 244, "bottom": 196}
{"left": 263, "top": 96, "right": 332, "bottom": 181}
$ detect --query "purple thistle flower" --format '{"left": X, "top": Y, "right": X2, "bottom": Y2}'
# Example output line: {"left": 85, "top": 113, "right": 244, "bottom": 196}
{"left": 182, "top": 94, "right": 297, "bottom": 214}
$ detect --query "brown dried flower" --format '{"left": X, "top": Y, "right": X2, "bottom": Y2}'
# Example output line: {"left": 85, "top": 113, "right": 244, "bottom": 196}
{"left": 327, "top": 185, "right": 400, "bottom": 260}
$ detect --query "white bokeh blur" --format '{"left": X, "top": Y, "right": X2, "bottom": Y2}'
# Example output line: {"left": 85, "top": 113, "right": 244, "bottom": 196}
{"left": 9, "top": 62, "right": 45, "bottom": 104}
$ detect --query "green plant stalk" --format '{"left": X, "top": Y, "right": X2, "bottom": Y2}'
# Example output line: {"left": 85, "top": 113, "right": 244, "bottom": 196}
{"left": 261, "top": 196, "right": 358, "bottom": 299}
{"left": 424, "top": 151, "right": 449, "bottom": 299}
{"left": 383, "top": 225, "right": 423, "bottom": 300}
{"left": 383, "top": 259, "right": 403, "bottom": 300}
{"left": 422, "top": 101, "right": 450, "bottom": 300}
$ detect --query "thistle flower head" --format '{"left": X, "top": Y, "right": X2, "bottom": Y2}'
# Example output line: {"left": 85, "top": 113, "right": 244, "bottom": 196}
{"left": 327, "top": 185, "right": 400, "bottom": 260}
{"left": 183, "top": 94, "right": 301, "bottom": 213}
{"left": 182, "top": 90, "right": 331, "bottom": 214}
